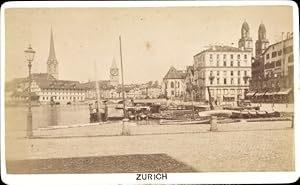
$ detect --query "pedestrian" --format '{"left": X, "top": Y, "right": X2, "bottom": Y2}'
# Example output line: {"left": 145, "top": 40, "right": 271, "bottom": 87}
{"left": 104, "top": 102, "right": 108, "bottom": 122}
{"left": 88, "top": 103, "right": 93, "bottom": 122}
{"left": 93, "top": 101, "right": 99, "bottom": 122}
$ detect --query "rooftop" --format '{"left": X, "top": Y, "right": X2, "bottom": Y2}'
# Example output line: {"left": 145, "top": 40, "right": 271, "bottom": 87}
{"left": 163, "top": 66, "right": 187, "bottom": 80}
{"left": 194, "top": 45, "right": 248, "bottom": 57}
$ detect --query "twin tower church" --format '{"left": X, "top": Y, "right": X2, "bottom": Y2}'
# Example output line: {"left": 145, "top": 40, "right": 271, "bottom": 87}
{"left": 46, "top": 28, "right": 120, "bottom": 86}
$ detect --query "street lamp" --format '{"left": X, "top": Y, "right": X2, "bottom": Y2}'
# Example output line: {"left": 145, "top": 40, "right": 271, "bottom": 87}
{"left": 25, "top": 45, "right": 35, "bottom": 138}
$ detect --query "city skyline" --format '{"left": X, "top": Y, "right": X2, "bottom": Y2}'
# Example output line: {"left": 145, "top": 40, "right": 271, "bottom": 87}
{"left": 5, "top": 6, "right": 293, "bottom": 83}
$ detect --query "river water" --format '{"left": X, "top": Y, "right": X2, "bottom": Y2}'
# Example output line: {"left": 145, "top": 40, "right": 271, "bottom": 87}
{"left": 5, "top": 104, "right": 124, "bottom": 131}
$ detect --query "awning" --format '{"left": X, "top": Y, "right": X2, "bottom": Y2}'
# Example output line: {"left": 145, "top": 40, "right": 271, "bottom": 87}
{"left": 246, "top": 91, "right": 256, "bottom": 96}
{"left": 223, "top": 95, "right": 235, "bottom": 98}
{"left": 265, "top": 91, "right": 277, "bottom": 96}
{"left": 255, "top": 91, "right": 267, "bottom": 96}
{"left": 277, "top": 88, "right": 292, "bottom": 95}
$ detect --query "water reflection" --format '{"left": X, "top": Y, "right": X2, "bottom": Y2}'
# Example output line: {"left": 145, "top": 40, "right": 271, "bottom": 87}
{"left": 5, "top": 104, "right": 154, "bottom": 132}
{"left": 48, "top": 105, "right": 58, "bottom": 126}
{"left": 6, "top": 104, "right": 90, "bottom": 131}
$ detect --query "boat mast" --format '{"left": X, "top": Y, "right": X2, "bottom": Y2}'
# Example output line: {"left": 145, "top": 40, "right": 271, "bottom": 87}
{"left": 207, "top": 86, "right": 214, "bottom": 110}
{"left": 119, "top": 36, "right": 126, "bottom": 118}
{"left": 94, "top": 61, "right": 102, "bottom": 122}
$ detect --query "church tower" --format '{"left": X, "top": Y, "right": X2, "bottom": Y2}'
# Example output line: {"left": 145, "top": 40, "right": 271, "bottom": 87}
{"left": 109, "top": 57, "right": 119, "bottom": 86}
{"left": 255, "top": 22, "right": 269, "bottom": 57}
{"left": 47, "top": 27, "right": 59, "bottom": 79}
{"left": 238, "top": 21, "right": 253, "bottom": 51}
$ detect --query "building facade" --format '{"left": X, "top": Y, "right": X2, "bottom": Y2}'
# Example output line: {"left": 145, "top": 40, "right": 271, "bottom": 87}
{"left": 249, "top": 32, "right": 294, "bottom": 103}
{"left": 5, "top": 73, "right": 86, "bottom": 104}
{"left": 193, "top": 22, "right": 253, "bottom": 104}
{"left": 162, "top": 66, "right": 186, "bottom": 99}
{"left": 194, "top": 46, "right": 252, "bottom": 104}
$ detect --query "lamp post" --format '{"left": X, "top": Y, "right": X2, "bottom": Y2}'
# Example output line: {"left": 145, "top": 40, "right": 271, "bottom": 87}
{"left": 25, "top": 45, "right": 35, "bottom": 138}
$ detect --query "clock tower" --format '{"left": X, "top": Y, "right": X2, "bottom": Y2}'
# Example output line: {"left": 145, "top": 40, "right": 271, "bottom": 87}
{"left": 110, "top": 57, "right": 119, "bottom": 86}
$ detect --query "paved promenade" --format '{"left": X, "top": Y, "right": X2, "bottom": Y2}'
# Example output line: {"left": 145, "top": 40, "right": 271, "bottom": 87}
{"left": 6, "top": 120, "right": 294, "bottom": 172}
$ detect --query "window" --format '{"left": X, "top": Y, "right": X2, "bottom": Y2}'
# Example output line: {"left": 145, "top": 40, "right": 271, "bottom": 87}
{"left": 210, "top": 54, "right": 213, "bottom": 59}
{"left": 244, "top": 54, "right": 247, "bottom": 59}
{"left": 171, "top": 90, "right": 174, "bottom": 95}
{"left": 276, "top": 60, "right": 281, "bottom": 67}
{"left": 171, "top": 82, "right": 174, "bottom": 88}
{"left": 230, "top": 54, "right": 234, "bottom": 59}
{"left": 224, "top": 78, "right": 227, "bottom": 84}
{"left": 217, "top": 61, "right": 219, "bottom": 67}
{"left": 223, "top": 61, "right": 226, "bottom": 66}
{"left": 223, "top": 71, "right": 227, "bottom": 76}
{"left": 272, "top": 51, "right": 277, "bottom": 58}
{"left": 223, "top": 54, "right": 226, "bottom": 59}
{"left": 266, "top": 54, "right": 270, "bottom": 59}
{"left": 284, "top": 46, "right": 293, "bottom": 54}
{"left": 217, "top": 71, "right": 219, "bottom": 76}
{"left": 210, "top": 79, "right": 213, "bottom": 85}
{"left": 244, "top": 71, "right": 247, "bottom": 76}
{"left": 42, "top": 97, "right": 45, "bottom": 100}
{"left": 224, "top": 89, "right": 228, "bottom": 94}
{"left": 238, "top": 78, "right": 241, "bottom": 85}
{"left": 231, "top": 71, "right": 234, "bottom": 76}
{"left": 238, "top": 71, "right": 240, "bottom": 76}
{"left": 217, "top": 78, "right": 220, "bottom": 84}
{"left": 288, "top": 54, "right": 293, "bottom": 63}
{"left": 237, "top": 54, "right": 240, "bottom": 60}
{"left": 210, "top": 71, "right": 213, "bottom": 76}
{"left": 278, "top": 50, "right": 282, "bottom": 56}
{"left": 238, "top": 61, "right": 240, "bottom": 66}
{"left": 231, "top": 61, "right": 233, "bottom": 66}
{"left": 231, "top": 78, "right": 234, "bottom": 84}
{"left": 217, "top": 54, "right": 219, "bottom": 59}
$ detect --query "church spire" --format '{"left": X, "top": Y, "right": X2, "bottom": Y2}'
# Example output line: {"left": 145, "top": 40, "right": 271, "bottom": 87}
{"left": 47, "top": 27, "right": 59, "bottom": 79}
{"left": 48, "top": 26, "right": 57, "bottom": 62}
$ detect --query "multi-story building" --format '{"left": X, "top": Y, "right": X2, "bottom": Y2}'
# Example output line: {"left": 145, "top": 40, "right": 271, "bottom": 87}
{"left": 161, "top": 66, "right": 186, "bottom": 99}
{"left": 193, "top": 21, "right": 252, "bottom": 104}
{"left": 249, "top": 32, "right": 294, "bottom": 103}
{"left": 81, "top": 80, "right": 115, "bottom": 100}
{"left": 248, "top": 23, "right": 270, "bottom": 98}
{"left": 5, "top": 73, "right": 86, "bottom": 104}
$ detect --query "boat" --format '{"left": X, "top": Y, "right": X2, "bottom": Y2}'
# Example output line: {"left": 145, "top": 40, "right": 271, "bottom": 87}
{"left": 230, "top": 110, "right": 280, "bottom": 119}
{"left": 159, "top": 118, "right": 210, "bottom": 125}
{"left": 266, "top": 111, "right": 280, "bottom": 117}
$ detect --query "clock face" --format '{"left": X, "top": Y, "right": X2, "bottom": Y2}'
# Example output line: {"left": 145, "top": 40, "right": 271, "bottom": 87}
{"left": 110, "top": 68, "right": 118, "bottom": 76}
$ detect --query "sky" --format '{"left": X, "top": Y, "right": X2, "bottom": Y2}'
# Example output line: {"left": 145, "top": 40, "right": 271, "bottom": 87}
{"left": 5, "top": 6, "right": 293, "bottom": 84}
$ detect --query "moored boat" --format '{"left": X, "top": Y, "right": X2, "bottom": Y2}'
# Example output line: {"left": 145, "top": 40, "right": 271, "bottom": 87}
{"left": 159, "top": 118, "right": 210, "bottom": 125}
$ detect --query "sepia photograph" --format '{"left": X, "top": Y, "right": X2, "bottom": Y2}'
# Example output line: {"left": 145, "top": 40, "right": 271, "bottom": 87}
{"left": 1, "top": 1, "right": 299, "bottom": 184}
